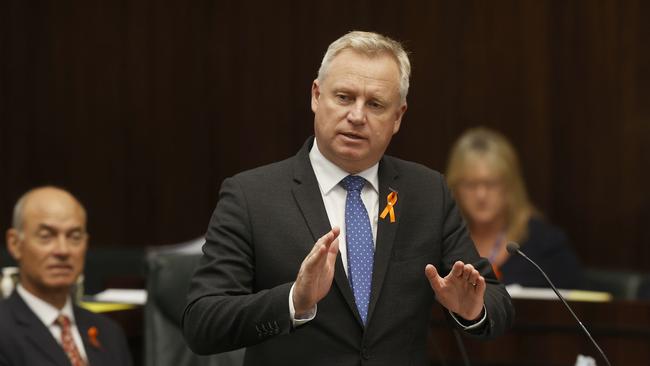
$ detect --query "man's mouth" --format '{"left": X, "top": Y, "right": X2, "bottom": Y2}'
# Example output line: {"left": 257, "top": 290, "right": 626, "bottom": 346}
{"left": 47, "top": 264, "right": 73, "bottom": 271}
{"left": 339, "top": 132, "right": 365, "bottom": 140}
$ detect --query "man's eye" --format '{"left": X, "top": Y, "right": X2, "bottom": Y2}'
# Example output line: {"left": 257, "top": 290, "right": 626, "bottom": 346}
{"left": 336, "top": 94, "right": 351, "bottom": 102}
{"left": 368, "top": 101, "right": 383, "bottom": 109}
{"left": 37, "top": 232, "right": 53, "bottom": 241}
{"left": 70, "top": 232, "right": 86, "bottom": 242}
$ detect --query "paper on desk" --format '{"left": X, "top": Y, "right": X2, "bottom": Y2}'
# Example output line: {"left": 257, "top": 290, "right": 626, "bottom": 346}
{"left": 79, "top": 302, "right": 137, "bottom": 313}
{"left": 506, "top": 284, "right": 612, "bottom": 302}
{"left": 92, "top": 288, "right": 147, "bottom": 305}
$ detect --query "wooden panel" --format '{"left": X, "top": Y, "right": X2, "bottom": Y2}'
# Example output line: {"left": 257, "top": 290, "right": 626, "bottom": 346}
{"left": 430, "top": 299, "right": 650, "bottom": 366}
{"left": 1, "top": 1, "right": 648, "bottom": 271}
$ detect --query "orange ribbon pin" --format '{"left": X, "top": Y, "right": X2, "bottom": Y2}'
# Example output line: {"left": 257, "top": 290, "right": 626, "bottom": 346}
{"left": 379, "top": 191, "right": 398, "bottom": 223}
{"left": 88, "top": 326, "right": 102, "bottom": 349}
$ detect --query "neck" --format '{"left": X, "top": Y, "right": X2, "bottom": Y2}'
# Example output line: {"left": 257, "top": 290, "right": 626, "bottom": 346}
{"left": 43, "top": 293, "right": 68, "bottom": 310}
{"left": 313, "top": 138, "right": 379, "bottom": 175}
{"left": 470, "top": 219, "right": 507, "bottom": 259}
{"left": 470, "top": 219, "right": 506, "bottom": 239}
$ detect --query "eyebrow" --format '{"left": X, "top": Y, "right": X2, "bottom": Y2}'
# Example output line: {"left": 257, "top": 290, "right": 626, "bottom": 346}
{"left": 36, "top": 224, "right": 84, "bottom": 234}
{"left": 331, "top": 85, "right": 392, "bottom": 103}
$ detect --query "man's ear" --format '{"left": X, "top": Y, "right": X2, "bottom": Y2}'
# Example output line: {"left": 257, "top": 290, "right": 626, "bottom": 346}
{"left": 6, "top": 228, "right": 23, "bottom": 261}
{"left": 311, "top": 79, "right": 321, "bottom": 113}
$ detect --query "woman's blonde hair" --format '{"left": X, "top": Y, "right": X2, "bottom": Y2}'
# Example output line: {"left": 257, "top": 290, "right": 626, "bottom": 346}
{"left": 446, "top": 127, "right": 536, "bottom": 243}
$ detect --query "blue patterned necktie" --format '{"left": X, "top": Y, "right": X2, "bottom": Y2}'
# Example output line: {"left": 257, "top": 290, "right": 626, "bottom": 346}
{"left": 340, "top": 175, "right": 374, "bottom": 325}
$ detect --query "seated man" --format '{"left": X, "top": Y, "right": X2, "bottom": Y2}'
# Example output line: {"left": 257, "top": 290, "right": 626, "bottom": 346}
{"left": 0, "top": 186, "right": 132, "bottom": 366}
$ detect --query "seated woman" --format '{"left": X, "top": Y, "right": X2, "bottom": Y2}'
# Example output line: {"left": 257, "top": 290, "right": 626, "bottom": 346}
{"left": 446, "top": 127, "right": 583, "bottom": 289}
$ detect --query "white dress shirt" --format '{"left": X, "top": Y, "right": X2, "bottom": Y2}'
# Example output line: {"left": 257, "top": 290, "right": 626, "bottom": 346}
{"left": 16, "top": 284, "right": 88, "bottom": 361}
{"left": 309, "top": 139, "right": 380, "bottom": 275}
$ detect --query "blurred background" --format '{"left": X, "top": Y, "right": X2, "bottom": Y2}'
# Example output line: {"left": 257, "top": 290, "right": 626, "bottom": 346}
{"left": 1, "top": 0, "right": 648, "bottom": 283}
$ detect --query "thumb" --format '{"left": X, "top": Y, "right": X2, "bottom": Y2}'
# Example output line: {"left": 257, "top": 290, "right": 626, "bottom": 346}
{"left": 425, "top": 264, "right": 443, "bottom": 292}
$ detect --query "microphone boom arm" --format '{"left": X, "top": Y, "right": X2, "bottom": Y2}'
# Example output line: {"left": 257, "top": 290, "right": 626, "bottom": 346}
{"left": 507, "top": 242, "right": 612, "bottom": 366}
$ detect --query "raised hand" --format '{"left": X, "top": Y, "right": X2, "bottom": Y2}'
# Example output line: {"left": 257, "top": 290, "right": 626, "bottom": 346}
{"left": 425, "top": 261, "right": 485, "bottom": 321}
{"left": 292, "top": 227, "right": 340, "bottom": 317}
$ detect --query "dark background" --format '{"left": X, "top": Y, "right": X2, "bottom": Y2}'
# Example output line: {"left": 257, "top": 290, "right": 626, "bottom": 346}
{"left": 1, "top": 0, "right": 649, "bottom": 272}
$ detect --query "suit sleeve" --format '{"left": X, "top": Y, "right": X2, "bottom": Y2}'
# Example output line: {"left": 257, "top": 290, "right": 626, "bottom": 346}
{"left": 438, "top": 178, "right": 515, "bottom": 338}
{"left": 182, "top": 177, "right": 293, "bottom": 355}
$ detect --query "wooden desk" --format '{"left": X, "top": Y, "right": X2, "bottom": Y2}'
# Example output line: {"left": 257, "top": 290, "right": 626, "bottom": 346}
{"left": 429, "top": 299, "right": 650, "bottom": 366}
{"left": 96, "top": 298, "right": 650, "bottom": 366}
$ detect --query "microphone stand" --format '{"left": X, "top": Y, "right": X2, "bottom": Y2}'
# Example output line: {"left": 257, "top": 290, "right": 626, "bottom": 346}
{"left": 507, "top": 243, "right": 612, "bottom": 366}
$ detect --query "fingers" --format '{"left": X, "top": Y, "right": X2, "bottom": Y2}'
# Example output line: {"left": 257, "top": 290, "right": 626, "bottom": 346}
{"left": 327, "top": 227, "right": 340, "bottom": 255}
{"left": 474, "top": 275, "right": 486, "bottom": 292}
{"left": 467, "top": 266, "right": 480, "bottom": 286}
{"left": 450, "top": 261, "right": 465, "bottom": 277}
{"left": 294, "top": 228, "right": 340, "bottom": 313}
{"left": 305, "top": 227, "right": 340, "bottom": 265}
{"left": 449, "top": 261, "right": 484, "bottom": 290}
{"left": 317, "top": 226, "right": 340, "bottom": 251}
{"left": 328, "top": 237, "right": 340, "bottom": 256}
{"left": 329, "top": 226, "right": 341, "bottom": 241}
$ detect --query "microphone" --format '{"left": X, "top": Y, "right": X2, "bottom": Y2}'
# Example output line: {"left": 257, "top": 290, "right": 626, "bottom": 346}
{"left": 506, "top": 242, "right": 612, "bottom": 366}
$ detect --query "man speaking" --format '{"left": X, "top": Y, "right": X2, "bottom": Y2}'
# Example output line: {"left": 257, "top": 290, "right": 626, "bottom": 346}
{"left": 183, "top": 31, "right": 514, "bottom": 365}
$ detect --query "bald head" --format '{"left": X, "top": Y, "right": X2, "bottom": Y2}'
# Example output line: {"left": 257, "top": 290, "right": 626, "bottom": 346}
{"left": 12, "top": 186, "right": 87, "bottom": 234}
{"left": 6, "top": 186, "right": 88, "bottom": 307}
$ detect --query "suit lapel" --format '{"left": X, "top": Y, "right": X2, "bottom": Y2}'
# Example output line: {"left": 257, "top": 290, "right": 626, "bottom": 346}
{"left": 367, "top": 157, "right": 400, "bottom": 324}
{"left": 291, "top": 138, "right": 359, "bottom": 322}
{"left": 291, "top": 144, "right": 331, "bottom": 246}
{"left": 332, "top": 257, "right": 362, "bottom": 325}
{"left": 9, "top": 292, "right": 73, "bottom": 366}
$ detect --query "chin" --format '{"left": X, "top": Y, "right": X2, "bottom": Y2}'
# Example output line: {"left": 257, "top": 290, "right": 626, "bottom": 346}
{"left": 330, "top": 150, "right": 363, "bottom": 164}
{"left": 470, "top": 213, "right": 499, "bottom": 225}
{"left": 45, "top": 276, "right": 77, "bottom": 288}
{"left": 334, "top": 145, "right": 366, "bottom": 158}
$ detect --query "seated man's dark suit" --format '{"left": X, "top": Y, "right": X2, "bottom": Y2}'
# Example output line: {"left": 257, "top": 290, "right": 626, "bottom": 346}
{"left": 0, "top": 291, "right": 132, "bottom": 366}
{"left": 183, "top": 138, "right": 514, "bottom": 366}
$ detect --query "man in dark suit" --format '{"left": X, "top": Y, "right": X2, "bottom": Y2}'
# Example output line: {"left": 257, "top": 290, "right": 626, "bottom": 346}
{"left": 183, "top": 31, "right": 514, "bottom": 365}
{"left": 0, "top": 187, "right": 132, "bottom": 366}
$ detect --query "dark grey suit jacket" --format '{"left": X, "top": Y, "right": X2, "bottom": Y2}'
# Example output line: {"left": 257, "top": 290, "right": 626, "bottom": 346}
{"left": 0, "top": 291, "right": 132, "bottom": 366}
{"left": 183, "top": 138, "right": 514, "bottom": 366}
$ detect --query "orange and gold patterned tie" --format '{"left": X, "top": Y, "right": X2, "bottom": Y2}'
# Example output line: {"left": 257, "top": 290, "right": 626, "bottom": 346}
{"left": 56, "top": 315, "right": 86, "bottom": 366}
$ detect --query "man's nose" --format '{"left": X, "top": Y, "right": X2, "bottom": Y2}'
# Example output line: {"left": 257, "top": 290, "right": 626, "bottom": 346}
{"left": 52, "top": 235, "right": 72, "bottom": 256}
{"left": 347, "top": 101, "right": 366, "bottom": 124}
{"left": 475, "top": 185, "right": 489, "bottom": 199}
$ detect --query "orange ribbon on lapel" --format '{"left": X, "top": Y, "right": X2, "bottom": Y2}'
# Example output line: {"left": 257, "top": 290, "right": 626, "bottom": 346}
{"left": 379, "top": 191, "right": 398, "bottom": 223}
{"left": 88, "top": 326, "right": 102, "bottom": 349}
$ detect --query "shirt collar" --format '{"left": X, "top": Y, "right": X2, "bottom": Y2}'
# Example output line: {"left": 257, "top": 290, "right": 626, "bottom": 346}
{"left": 16, "top": 284, "right": 76, "bottom": 327}
{"left": 309, "top": 138, "right": 379, "bottom": 194}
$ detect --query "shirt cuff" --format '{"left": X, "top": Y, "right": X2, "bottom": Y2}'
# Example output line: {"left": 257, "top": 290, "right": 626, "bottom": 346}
{"left": 289, "top": 283, "right": 317, "bottom": 327}
{"left": 449, "top": 305, "right": 487, "bottom": 331}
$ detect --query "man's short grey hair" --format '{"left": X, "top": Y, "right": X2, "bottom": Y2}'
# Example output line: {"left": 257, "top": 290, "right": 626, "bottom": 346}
{"left": 12, "top": 194, "right": 27, "bottom": 233}
{"left": 317, "top": 31, "right": 411, "bottom": 102}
